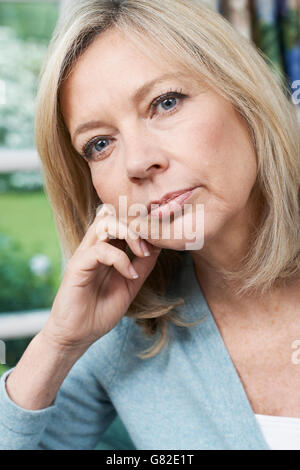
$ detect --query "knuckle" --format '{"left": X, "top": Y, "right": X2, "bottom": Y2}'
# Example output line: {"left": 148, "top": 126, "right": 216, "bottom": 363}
{"left": 94, "top": 243, "right": 127, "bottom": 267}
{"left": 126, "top": 229, "right": 139, "bottom": 243}
{"left": 96, "top": 203, "right": 116, "bottom": 218}
{"left": 119, "top": 250, "right": 130, "bottom": 265}
{"left": 92, "top": 242, "right": 103, "bottom": 256}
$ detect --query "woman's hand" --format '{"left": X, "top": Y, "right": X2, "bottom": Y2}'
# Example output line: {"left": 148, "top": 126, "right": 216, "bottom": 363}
{"left": 41, "top": 205, "right": 161, "bottom": 353}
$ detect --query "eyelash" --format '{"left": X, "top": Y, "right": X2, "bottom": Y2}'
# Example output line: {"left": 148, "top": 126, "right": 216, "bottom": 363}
{"left": 80, "top": 88, "right": 187, "bottom": 162}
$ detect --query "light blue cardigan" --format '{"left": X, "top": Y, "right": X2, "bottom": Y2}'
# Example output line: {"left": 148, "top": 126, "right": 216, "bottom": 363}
{"left": 0, "top": 251, "right": 270, "bottom": 450}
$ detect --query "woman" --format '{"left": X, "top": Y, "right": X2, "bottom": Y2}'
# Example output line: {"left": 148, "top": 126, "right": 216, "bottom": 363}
{"left": 1, "top": 0, "right": 300, "bottom": 450}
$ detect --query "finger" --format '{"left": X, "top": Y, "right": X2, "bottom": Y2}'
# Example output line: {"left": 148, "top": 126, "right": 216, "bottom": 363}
{"left": 77, "top": 203, "right": 117, "bottom": 252}
{"left": 66, "top": 240, "right": 140, "bottom": 282}
{"left": 95, "top": 215, "right": 147, "bottom": 259}
{"left": 77, "top": 219, "right": 99, "bottom": 252}
{"left": 123, "top": 244, "right": 162, "bottom": 296}
{"left": 96, "top": 203, "right": 116, "bottom": 218}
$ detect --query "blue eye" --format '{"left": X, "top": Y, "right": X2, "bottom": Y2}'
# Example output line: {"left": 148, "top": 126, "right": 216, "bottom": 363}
{"left": 82, "top": 137, "right": 111, "bottom": 161}
{"left": 94, "top": 139, "right": 109, "bottom": 152}
{"left": 157, "top": 96, "right": 177, "bottom": 111}
{"left": 150, "top": 90, "right": 186, "bottom": 116}
{"left": 81, "top": 89, "right": 187, "bottom": 161}
{"left": 151, "top": 93, "right": 184, "bottom": 113}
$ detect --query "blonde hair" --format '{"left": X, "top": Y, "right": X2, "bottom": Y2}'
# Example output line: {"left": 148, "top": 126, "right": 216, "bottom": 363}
{"left": 35, "top": 0, "right": 300, "bottom": 359}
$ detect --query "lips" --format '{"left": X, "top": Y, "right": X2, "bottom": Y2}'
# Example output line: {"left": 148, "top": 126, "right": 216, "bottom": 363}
{"left": 147, "top": 186, "right": 199, "bottom": 214}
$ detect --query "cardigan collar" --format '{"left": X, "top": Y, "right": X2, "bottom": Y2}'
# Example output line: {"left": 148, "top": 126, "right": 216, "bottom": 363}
{"left": 172, "top": 250, "right": 271, "bottom": 450}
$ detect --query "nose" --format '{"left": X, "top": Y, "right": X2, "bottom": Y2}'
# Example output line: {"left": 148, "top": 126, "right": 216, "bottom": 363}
{"left": 122, "top": 125, "right": 169, "bottom": 180}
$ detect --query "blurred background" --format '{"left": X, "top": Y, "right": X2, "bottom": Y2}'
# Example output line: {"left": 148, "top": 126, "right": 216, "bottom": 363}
{"left": 0, "top": 0, "right": 61, "bottom": 372}
{"left": 0, "top": 0, "right": 300, "bottom": 375}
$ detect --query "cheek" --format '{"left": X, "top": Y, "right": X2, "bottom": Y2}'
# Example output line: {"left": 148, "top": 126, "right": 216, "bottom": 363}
{"left": 90, "top": 167, "right": 127, "bottom": 215}
{"left": 182, "top": 110, "right": 229, "bottom": 174}
{"left": 90, "top": 168, "right": 112, "bottom": 203}
{"left": 90, "top": 170, "right": 101, "bottom": 195}
{"left": 188, "top": 111, "right": 257, "bottom": 203}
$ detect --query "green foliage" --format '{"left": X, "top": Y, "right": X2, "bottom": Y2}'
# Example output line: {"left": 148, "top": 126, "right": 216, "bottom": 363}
{"left": 0, "top": 171, "right": 43, "bottom": 193}
{"left": 3, "top": 337, "right": 34, "bottom": 368}
{"left": 0, "top": 364, "right": 10, "bottom": 377}
{"left": 0, "top": 232, "right": 57, "bottom": 313}
{"left": 0, "top": 191, "right": 62, "bottom": 277}
{"left": 0, "top": 26, "right": 49, "bottom": 148}
{"left": 280, "top": 9, "right": 300, "bottom": 50}
{"left": 0, "top": 191, "right": 61, "bottom": 367}
{"left": 0, "top": 2, "right": 58, "bottom": 148}
{"left": 253, "top": 21, "right": 284, "bottom": 77}
{"left": 0, "top": 2, "right": 58, "bottom": 43}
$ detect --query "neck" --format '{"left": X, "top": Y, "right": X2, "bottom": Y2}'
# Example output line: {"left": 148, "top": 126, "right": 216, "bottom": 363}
{"left": 190, "top": 185, "right": 265, "bottom": 308}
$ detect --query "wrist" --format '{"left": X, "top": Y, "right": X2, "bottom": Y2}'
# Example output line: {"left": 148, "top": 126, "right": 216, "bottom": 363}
{"left": 5, "top": 330, "right": 88, "bottom": 411}
{"left": 38, "top": 327, "right": 90, "bottom": 363}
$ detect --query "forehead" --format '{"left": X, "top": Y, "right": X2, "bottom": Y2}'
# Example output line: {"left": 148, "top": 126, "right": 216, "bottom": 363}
{"left": 67, "top": 27, "right": 183, "bottom": 83}
{"left": 60, "top": 27, "right": 192, "bottom": 110}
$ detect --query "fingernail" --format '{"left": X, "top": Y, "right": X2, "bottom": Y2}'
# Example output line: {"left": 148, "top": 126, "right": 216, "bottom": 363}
{"left": 140, "top": 240, "right": 151, "bottom": 257}
{"left": 129, "top": 264, "right": 139, "bottom": 279}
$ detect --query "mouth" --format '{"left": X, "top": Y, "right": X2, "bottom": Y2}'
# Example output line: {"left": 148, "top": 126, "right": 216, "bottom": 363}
{"left": 147, "top": 186, "right": 201, "bottom": 218}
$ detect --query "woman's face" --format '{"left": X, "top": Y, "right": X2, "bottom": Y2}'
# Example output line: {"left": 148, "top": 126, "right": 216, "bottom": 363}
{"left": 60, "top": 27, "right": 258, "bottom": 251}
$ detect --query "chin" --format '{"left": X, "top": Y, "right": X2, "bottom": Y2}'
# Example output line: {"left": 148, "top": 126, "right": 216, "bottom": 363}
{"left": 141, "top": 206, "right": 205, "bottom": 251}
{"left": 153, "top": 238, "right": 204, "bottom": 252}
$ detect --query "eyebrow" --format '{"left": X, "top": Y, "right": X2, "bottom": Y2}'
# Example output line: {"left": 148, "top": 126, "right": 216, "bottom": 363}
{"left": 72, "top": 71, "right": 189, "bottom": 143}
